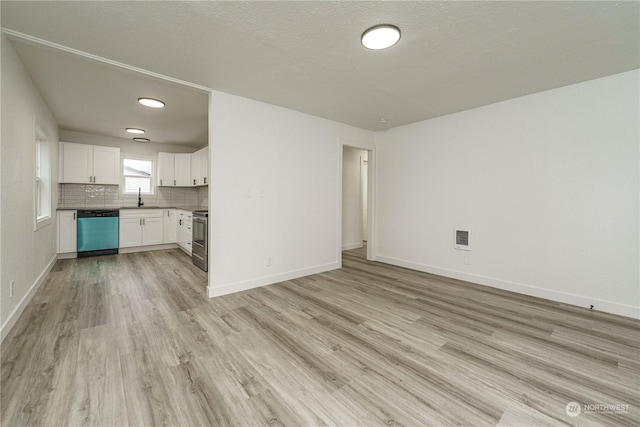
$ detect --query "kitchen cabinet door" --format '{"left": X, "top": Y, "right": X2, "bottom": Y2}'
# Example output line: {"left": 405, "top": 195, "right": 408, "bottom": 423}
{"left": 119, "top": 218, "right": 143, "bottom": 248}
{"left": 200, "top": 146, "right": 209, "bottom": 185}
{"left": 191, "top": 149, "right": 201, "bottom": 186}
{"left": 143, "top": 217, "right": 164, "bottom": 246}
{"left": 61, "top": 142, "right": 120, "bottom": 184}
{"left": 62, "top": 142, "right": 92, "bottom": 183}
{"left": 163, "top": 209, "right": 177, "bottom": 243}
{"left": 177, "top": 210, "right": 192, "bottom": 254}
{"left": 174, "top": 154, "right": 191, "bottom": 186}
{"left": 57, "top": 210, "right": 77, "bottom": 253}
{"left": 182, "top": 220, "right": 192, "bottom": 254}
{"left": 92, "top": 146, "right": 120, "bottom": 184}
{"left": 157, "top": 152, "right": 175, "bottom": 186}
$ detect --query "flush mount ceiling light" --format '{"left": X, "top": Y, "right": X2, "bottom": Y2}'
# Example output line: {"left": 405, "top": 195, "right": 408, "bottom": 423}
{"left": 133, "top": 137, "right": 150, "bottom": 143}
{"left": 138, "top": 97, "right": 165, "bottom": 108}
{"left": 126, "top": 128, "right": 145, "bottom": 134}
{"left": 361, "top": 24, "right": 401, "bottom": 50}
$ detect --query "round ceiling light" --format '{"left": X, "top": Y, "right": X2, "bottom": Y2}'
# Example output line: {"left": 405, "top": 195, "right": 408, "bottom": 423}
{"left": 133, "top": 137, "right": 150, "bottom": 143}
{"left": 138, "top": 98, "right": 165, "bottom": 108}
{"left": 361, "top": 24, "right": 401, "bottom": 50}
{"left": 126, "top": 128, "right": 145, "bottom": 134}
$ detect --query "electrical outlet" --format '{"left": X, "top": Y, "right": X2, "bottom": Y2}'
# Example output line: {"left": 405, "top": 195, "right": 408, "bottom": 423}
{"left": 267, "top": 257, "right": 273, "bottom": 267}
{"left": 10, "top": 280, "right": 15, "bottom": 297}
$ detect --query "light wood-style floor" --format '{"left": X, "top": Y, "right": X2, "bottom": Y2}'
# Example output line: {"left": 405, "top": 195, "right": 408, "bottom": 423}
{"left": 1, "top": 247, "right": 639, "bottom": 426}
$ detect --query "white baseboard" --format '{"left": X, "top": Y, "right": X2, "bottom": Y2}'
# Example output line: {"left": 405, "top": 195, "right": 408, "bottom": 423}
{"left": 57, "top": 252, "right": 77, "bottom": 259}
{"left": 119, "top": 243, "right": 179, "bottom": 254}
{"left": 208, "top": 262, "right": 340, "bottom": 298}
{"left": 1, "top": 255, "right": 57, "bottom": 343}
{"left": 375, "top": 255, "right": 640, "bottom": 320}
{"left": 342, "top": 242, "right": 363, "bottom": 251}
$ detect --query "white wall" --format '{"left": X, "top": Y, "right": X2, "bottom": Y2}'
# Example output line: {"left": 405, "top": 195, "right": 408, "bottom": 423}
{"left": 1, "top": 35, "right": 60, "bottom": 340}
{"left": 208, "top": 91, "right": 373, "bottom": 297}
{"left": 375, "top": 70, "right": 640, "bottom": 318}
{"left": 342, "top": 146, "right": 367, "bottom": 250}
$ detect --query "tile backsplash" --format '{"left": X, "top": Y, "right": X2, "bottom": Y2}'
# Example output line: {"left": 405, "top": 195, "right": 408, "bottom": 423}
{"left": 58, "top": 184, "right": 208, "bottom": 209}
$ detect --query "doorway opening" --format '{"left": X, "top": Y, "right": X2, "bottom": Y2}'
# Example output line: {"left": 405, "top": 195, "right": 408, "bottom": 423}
{"left": 341, "top": 145, "right": 373, "bottom": 262}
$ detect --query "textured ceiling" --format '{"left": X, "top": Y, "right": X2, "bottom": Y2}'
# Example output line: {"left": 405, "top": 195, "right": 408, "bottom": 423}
{"left": 2, "top": 1, "right": 638, "bottom": 132}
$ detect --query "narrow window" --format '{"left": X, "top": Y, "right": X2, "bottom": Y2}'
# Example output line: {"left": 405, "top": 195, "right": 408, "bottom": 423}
{"left": 34, "top": 132, "right": 51, "bottom": 229}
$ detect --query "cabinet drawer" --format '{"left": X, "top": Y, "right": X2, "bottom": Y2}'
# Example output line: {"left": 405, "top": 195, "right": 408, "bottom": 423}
{"left": 120, "top": 209, "right": 163, "bottom": 219}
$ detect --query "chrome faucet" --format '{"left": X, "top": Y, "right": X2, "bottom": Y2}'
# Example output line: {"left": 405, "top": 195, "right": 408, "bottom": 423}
{"left": 138, "top": 187, "right": 144, "bottom": 207}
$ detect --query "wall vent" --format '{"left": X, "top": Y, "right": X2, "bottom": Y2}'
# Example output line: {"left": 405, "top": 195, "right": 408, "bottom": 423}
{"left": 454, "top": 229, "right": 470, "bottom": 251}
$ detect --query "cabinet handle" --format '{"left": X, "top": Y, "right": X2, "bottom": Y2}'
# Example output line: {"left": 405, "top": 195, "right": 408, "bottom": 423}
{"left": 179, "top": 219, "right": 182, "bottom": 226}
{"left": 193, "top": 179, "right": 196, "bottom": 185}
{"left": 143, "top": 218, "right": 146, "bottom": 226}
{"left": 139, "top": 219, "right": 142, "bottom": 226}
{"left": 160, "top": 179, "right": 163, "bottom": 186}
{"left": 204, "top": 177, "right": 207, "bottom": 184}
{"left": 73, "top": 212, "right": 76, "bottom": 220}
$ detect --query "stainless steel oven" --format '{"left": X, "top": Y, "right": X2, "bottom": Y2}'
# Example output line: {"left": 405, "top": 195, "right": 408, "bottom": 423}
{"left": 192, "top": 210, "right": 208, "bottom": 271}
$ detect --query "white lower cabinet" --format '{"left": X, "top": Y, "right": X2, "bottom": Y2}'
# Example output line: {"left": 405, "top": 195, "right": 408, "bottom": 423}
{"left": 119, "top": 209, "right": 164, "bottom": 248}
{"left": 163, "top": 209, "right": 177, "bottom": 243}
{"left": 57, "top": 210, "right": 77, "bottom": 253}
{"left": 143, "top": 217, "right": 164, "bottom": 245}
{"left": 177, "top": 209, "right": 193, "bottom": 255}
{"left": 119, "top": 218, "right": 144, "bottom": 247}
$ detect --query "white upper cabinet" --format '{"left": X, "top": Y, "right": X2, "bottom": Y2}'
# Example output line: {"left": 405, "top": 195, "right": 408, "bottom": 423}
{"left": 174, "top": 153, "right": 191, "bottom": 187}
{"left": 61, "top": 143, "right": 92, "bottom": 183}
{"left": 60, "top": 142, "right": 120, "bottom": 185}
{"left": 201, "top": 146, "right": 209, "bottom": 185}
{"left": 92, "top": 146, "right": 120, "bottom": 184}
{"left": 158, "top": 152, "right": 191, "bottom": 187}
{"left": 157, "top": 152, "right": 176, "bottom": 187}
{"left": 190, "top": 146, "right": 209, "bottom": 186}
{"left": 191, "top": 149, "right": 201, "bottom": 186}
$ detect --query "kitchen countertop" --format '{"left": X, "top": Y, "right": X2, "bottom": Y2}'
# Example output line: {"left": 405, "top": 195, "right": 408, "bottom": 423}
{"left": 57, "top": 206, "right": 207, "bottom": 211}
